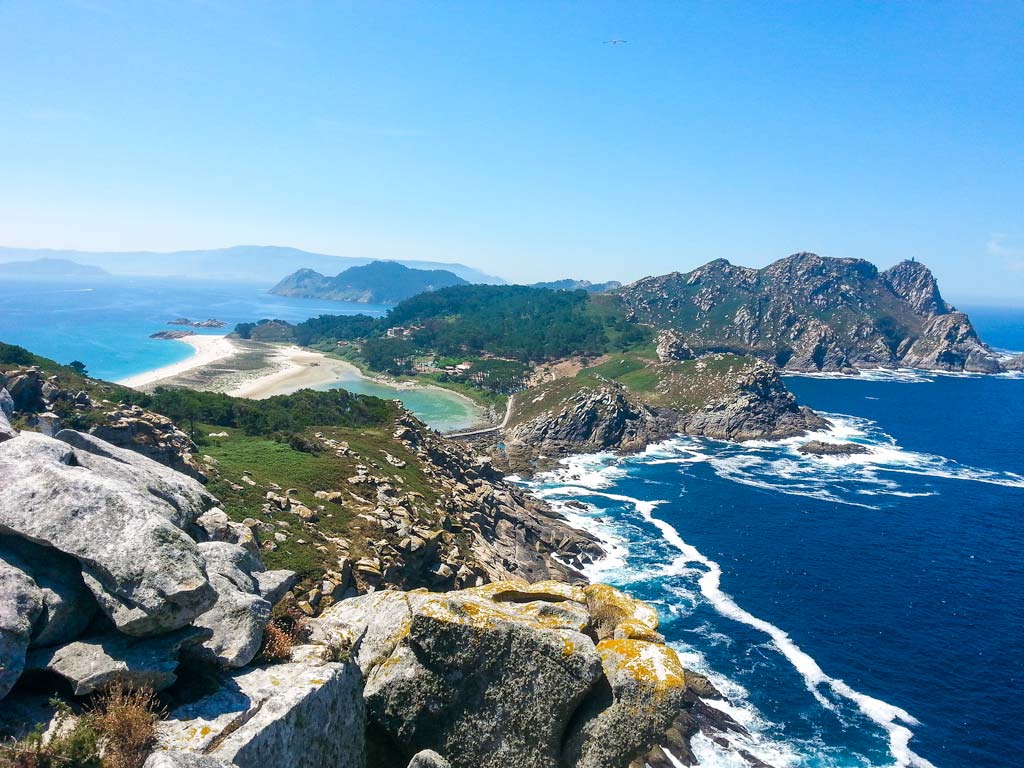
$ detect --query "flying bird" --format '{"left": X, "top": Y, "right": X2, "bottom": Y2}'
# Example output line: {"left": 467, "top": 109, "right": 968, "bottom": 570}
{"left": 603, "top": 39, "right": 627, "bottom": 44}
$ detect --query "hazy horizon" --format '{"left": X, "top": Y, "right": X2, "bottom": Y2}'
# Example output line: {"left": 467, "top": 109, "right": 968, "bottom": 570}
{"left": 1, "top": 2, "right": 1021, "bottom": 294}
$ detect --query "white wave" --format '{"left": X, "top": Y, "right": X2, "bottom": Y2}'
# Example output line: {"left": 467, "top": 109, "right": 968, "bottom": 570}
{"left": 784, "top": 368, "right": 935, "bottom": 384}
{"left": 526, "top": 474, "right": 936, "bottom": 768}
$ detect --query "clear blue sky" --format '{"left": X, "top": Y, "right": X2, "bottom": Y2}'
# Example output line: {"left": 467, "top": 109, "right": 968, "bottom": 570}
{"left": 1, "top": 1, "right": 1021, "bottom": 297}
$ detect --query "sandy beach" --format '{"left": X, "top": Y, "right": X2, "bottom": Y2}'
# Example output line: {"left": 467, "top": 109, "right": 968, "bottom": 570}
{"left": 118, "top": 334, "right": 238, "bottom": 389}
{"left": 228, "top": 346, "right": 367, "bottom": 399}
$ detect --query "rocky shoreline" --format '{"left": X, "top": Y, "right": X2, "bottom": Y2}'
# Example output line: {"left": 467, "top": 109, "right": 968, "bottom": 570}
{"left": 0, "top": 352, "right": 829, "bottom": 767}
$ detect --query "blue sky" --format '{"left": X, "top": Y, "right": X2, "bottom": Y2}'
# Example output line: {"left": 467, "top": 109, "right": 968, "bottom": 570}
{"left": 1, "top": 1, "right": 1022, "bottom": 297}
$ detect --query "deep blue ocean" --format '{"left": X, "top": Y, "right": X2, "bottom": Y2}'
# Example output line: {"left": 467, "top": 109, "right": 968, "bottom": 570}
{"left": 0, "top": 276, "right": 389, "bottom": 382}
{"left": 520, "top": 309, "right": 1024, "bottom": 768}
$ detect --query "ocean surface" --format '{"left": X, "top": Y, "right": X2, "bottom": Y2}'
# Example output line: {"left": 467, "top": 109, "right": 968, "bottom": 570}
{"left": 518, "top": 310, "right": 1024, "bottom": 768}
{"left": 0, "top": 275, "right": 480, "bottom": 430}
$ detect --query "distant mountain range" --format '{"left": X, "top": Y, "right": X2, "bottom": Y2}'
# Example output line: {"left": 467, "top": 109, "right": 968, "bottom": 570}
{"left": 0, "top": 245, "right": 503, "bottom": 285}
{"left": 0, "top": 257, "right": 110, "bottom": 278}
{"left": 271, "top": 261, "right": 469, "bottom": 304}
{"left": 529, "top": 279, "right": 622, "bottom": 293}
{"left": 619, "top": 252, "right": 1017, "bottom": 373}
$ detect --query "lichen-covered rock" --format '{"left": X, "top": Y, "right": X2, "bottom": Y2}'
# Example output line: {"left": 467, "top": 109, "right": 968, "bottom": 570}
{"left": 0, "top": 559, "right": 42, "bottom": 699}
{"left": 0, "top": 536, "right": 96, "bottom": 648}
{"left": 187, "top": 542, "right": 272, "bottom": 668}
{"left": 564, "top": 639, "right": 690, "bottom": 768}
{"left": 361, "top": 588, "right": 603, "bottom": 768}
{"left": 0, "top": 431, "right": 216, "bottom": 636}
{"left": 583, "top": 583, "right": 662, "bottom": 642}
{"left": 25, "top": 627, "right": 207, "bottom": 696}
{"left": 158, "top": 646, "right": 365, "bottom": 768}
{"left": 311, "top": 580, "right": 740, "bottom": 768}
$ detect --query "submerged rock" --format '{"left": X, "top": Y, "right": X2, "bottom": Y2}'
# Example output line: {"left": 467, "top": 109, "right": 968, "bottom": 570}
{"left": 798, "top": 440, "right": 870, "bottom": 456}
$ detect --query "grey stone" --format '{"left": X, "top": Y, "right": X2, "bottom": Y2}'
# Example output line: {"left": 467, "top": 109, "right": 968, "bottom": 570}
{"left": 0, "top": 431, "right": 216, "bottom": 636}
{"left": 144, "top": 752, "right": 235, "bottom": 768}
{"left": 25, "top": 627, "right": 207, "bottom": 696}
{"left": 563, "top": 639, "right": 690, "bottom": 768}
{"left": 408, "top": 750, "right": 451, "bottom": 768}
{"left": 0, "top": 408, "right": 15, "bottom": 444}
{"left": 0, "top": 559, "right": 42, "bottom": 699}
{"left": 158, "top": 646, "right": 365, "bottom": 768}
{"left": 317, "top": 585, "right": 603, "bottom": 768}
{"left": 55, "top": 429, "right": 217, "bottom": 529}
{"left": 0, "top": 387, "right": 13, "bottom": 418}
{"left": 254, "top": 570, "right": 299, "bottom": 605}
{"left": 0, "top": 536, "right": 96, "bottom": 648}
{"left": 187, "top": 542, "right": 271, "bottom": 668}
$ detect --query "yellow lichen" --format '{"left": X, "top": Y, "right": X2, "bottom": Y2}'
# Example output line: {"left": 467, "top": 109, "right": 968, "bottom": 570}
{"left": 584, "top": 584, "right": 660, "bottom": 640}
{"left": 596, "top": 639, "right": 686, "bottom": 696}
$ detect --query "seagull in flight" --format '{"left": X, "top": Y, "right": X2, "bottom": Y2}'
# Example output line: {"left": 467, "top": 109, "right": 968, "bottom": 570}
{"left": 603, "top": 39, "right": 627, "bottom": 44}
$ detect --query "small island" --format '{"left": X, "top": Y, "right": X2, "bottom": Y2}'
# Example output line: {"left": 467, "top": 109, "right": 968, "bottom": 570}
{"left": 150, "top": 329, "right": 195, "bottom": 340}
{"left": 168, "top": 317, "right": 227, "bottom": 328}
{"left": 798, "top": 440, "right": 871, "bottom": 456}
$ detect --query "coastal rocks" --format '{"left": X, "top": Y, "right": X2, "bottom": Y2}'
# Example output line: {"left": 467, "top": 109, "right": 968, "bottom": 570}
{"left": 25, "top": 627, "right": 208, "bottom": 696}
{"left": 0, "top": 386, "right": 13, "bottom": 418}
{"left": 157, "top": 646, "right": 365, "bottom": 768}
{"left": 144, "top": 752, "right": 235, "bottom": 768}
{"left": 0, "top": 558, "right": 43, "bottom": 699}
{"left": 619, "top": 253, "right": 1007, "bottom": 374}
{"left": 899, "top": 312, "right": 1003, "bottom": 373}
{"left": 674, "top": 359, "right": 828, "bottom": 441}
{"left": 151, "top": 330, "right": 196, "bottom": 340}
{"left": 312, "top": 579, "right": 720, "bottom": 768}
{"left": 564, "top": 639, "right": 690, "bottom": 768}
{"left": 407, "top": 750, "right": 452, "bottom": 768}
{"left": 798, "top": 440, "right": 870, "bottom": 456}
{"left": 3, "top": 368, "right": 46, "bottom": 411}
{"left": 168, "top": 318, "right": 227, "bottom": 328}
{"left": 503, "top": 380, "right": 667, "bottom": 472}
{"left": 0, "top": 431, "right": 216, "bottom": 636}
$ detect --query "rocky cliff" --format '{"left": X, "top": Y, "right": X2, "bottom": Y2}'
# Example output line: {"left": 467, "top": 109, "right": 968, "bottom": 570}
{"left": 495, "top": 353, "right": 826, "bottom": 472}
{"left": 618, "top": 253, "right": 1006, "bottom": 373}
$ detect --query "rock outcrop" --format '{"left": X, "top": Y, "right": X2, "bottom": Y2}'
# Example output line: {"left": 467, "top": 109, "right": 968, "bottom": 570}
{"left": 798, "top": 441, "right": 870, "bottom": 456}
{"left": 156, "top": 645, "right": 365, "bottom": 768}
{"left": 502, "top": 381, "right": 667, "bottom": 472}
{"left": 0, "top": 431, "right": 216, "bottom": 635}
{"left": 0, "top": 559, "right": 42, "bottom": 699}
{"left": 0, "top": 429, "right": 292, "bottom": 703}
{"left": 307, "top": 579, "right": 744, "bottom": 768}
{"left": 619, "top": 253, "right": 1007, "bottom": 373}
{"left": 497, "top": 356, "right": 826, "bottom": 471}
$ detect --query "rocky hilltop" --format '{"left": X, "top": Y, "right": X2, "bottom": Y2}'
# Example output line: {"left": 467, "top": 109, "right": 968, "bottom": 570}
{"left": 272, "top": 261, "right": 469, "bottom": 304}
{"left": 618, "top": 252, "right": 1007, "bottom": 373}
